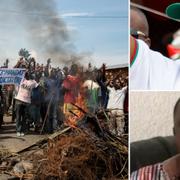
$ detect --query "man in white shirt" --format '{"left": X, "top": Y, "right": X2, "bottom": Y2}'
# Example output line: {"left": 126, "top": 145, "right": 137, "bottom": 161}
{"left": 130, "top": 3, "right": 180, "bottom": 90}
{"left": 130, "top": 37, "right": 180, "bottom": 90}
{"left": 107, "top": 80, "right": 127, "bottom": 135}
{"left": 15, "top": 72, "right": 38, "bottom": 136}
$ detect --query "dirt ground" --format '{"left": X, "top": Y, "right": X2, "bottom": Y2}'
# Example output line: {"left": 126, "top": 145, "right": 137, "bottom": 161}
{"left": 0, "top": 115, "right": 47, "bottom": 153}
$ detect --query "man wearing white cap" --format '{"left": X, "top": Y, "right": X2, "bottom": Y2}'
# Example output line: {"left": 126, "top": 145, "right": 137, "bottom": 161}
{"left": 130, "top": 3, "right": 180, "bottom": 90}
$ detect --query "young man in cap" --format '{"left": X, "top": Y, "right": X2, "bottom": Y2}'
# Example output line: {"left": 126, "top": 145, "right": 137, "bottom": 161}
{"left": 130, "top": 3, "right": 180, "bottom": 90}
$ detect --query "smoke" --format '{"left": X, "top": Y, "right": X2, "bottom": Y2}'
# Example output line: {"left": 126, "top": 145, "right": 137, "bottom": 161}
{"left": 16, "top": 0, "right": 81, "bottom": 65}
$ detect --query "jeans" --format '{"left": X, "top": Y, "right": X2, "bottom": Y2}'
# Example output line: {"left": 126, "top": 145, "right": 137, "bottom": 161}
{"left": 12, "top": 98, "right": 16, "bottom": 122}
{"left": 43, "top": 99, "right": 60, "bottom": 134}
{"left": 0, "top": 114, "right": 3, "bottom": 128}
{"left": 29, "top": 104, "right": 41, "bottom": 126}
{"left": 16, "top": 100, "right": 29, "bottom": 133}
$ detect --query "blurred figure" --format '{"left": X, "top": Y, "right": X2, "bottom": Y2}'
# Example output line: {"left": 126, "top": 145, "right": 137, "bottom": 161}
{"left": 62, "top": 64, "right": 80, "bottom": 123}
{"left": 43, "top": 69, "right": 61, "bottom": 133}
{"left": 29, "top": 85, "right": 43, "bottom": 132}
{"left": 0, "top": 85, "right": 5, "bottom": 129}
{"left": 4, "top": 85, "right": 14, "bottom": 115}
{"left": 14, "top": 57, "right": 27, "bottom": 68}
{"left": 96, "top": 66, "right": 109, "bottom": 109}
{"left": 123, "top": 85, "right": 128, "bottom": 134}
{"left": 15, "top": 72, "right": 38, "bottom": 136}
{"left": 107, "top": 80, "right": 127, "bottom": 136}
{"left": 83, "top": 72, "right": 100, "bottom": 113}
{"left": 167, "top": 29, "right": 180, "bottom": 60}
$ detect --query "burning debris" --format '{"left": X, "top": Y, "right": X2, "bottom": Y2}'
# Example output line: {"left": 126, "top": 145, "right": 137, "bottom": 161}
{"left": 0, "top": 92, "right": 128, "bottom": 179}
{"left": 0, "top": 116, "right": 128, "bottom": 180}
{"left": 0, "top": 108, "right": 128, "bottom": 179}
{"left": 0, "top": 56, "right": 128, "bottom": 179}
{"left": 34, "top": 129, "right": 128, "bottom": 180}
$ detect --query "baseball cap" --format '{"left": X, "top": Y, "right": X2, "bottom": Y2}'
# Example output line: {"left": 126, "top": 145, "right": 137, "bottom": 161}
{"left": 166, "top": 3, "right": 180, "bottom": 20}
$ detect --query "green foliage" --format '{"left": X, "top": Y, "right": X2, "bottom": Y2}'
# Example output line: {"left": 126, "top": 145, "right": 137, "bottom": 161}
{"left": 18, "top": 48, "right": 31, "bottom": 61}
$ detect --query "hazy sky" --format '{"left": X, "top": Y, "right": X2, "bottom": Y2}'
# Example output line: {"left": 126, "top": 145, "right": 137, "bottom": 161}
{"left": 0, "top": 0, "right": 128, "bottom": 68}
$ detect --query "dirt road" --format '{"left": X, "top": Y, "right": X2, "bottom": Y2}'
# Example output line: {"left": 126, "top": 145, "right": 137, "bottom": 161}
{"left": 0, "top": 115, "right": 47, "bottom": 153}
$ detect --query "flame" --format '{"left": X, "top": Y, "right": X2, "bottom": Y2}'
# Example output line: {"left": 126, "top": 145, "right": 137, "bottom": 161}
{"left": 64, "top": 84, "right": 87, "bottom": 128}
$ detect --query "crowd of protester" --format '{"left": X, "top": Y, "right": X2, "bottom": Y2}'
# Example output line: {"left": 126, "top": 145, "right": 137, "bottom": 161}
{"left": 106, "top": 69, "right": 128, "bottom": 88}
{"left": 0, "top": 58, "right": 128, "bottom": 137}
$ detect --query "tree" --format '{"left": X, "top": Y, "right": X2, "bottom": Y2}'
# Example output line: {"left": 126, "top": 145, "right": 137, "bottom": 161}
{"left": 18, "top": 48, "right": 31, "bottom": 62}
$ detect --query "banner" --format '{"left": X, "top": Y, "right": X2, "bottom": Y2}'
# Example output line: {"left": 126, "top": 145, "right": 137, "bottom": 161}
{"left": 0, "top": 68, "right": 26, "bottom": 85}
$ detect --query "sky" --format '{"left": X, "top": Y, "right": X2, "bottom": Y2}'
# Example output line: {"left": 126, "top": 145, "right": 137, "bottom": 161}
{"left": 0, "top": 0, "right": 128, "bottom": 68}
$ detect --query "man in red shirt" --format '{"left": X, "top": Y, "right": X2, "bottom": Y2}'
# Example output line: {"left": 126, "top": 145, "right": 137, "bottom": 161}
{"left": 62, "top": 64, "right": 80, "bottom": 121}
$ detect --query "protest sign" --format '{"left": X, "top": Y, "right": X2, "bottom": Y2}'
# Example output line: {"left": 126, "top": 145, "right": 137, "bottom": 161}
{"left": 0, "top": 68, "right": 26, "bottom": 85}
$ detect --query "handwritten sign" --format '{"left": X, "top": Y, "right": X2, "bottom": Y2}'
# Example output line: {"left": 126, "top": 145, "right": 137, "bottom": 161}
{"left": 0, "top": 68, "right": 26, "bottom": 85}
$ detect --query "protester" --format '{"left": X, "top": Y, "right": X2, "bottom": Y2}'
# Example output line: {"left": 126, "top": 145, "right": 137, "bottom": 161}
{"left": 62, "top": 64, "right": 80, "bottom": 121}
{"left": 96, "top": 65, "right": 109, "bottom": 109}
{"left": 42, "top": 69, "right": 61, "bottom": 133}
{"left": 0, "top": 53, "right": 128, "bottom": 136}
{"left": 15, "top": 72, "right": 38, "bottom": 136}
{"left": 4, "top": 85, "right": 14, "bottom": 115}
{"left": 0, "top": 85, "right": 5, "bottom": 129}
{"left": 29, "top": 85, "right": 43, "bottom": 132}
{"left": 83, "top": 72, "right": 100, "bottom": 113}
{"left": 107, "top": 79, "right": 127, "bottom": 135}
{"left": 14, "top": 57, "right": 27, "bottom": 68}
{"left": 123, "top": 85, "right": 128, "bottom": 134}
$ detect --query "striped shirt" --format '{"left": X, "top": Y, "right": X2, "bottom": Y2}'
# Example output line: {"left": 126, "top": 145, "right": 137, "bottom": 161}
{"left": 131, "top": 163, "right": 170, "bottom": 180}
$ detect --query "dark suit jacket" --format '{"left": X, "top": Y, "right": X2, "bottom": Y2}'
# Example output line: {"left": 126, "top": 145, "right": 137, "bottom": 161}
{"left": 130, "top": 136, "right": 177, "bottom": 173}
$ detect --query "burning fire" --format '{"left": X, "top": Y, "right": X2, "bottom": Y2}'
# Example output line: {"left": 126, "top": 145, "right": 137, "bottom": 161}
{"left": 64, "top": 84, "right": 88, "bottom": 128}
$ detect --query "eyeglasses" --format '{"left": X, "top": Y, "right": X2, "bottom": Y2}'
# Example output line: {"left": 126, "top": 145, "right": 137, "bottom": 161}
{"left": 131, "top": 29, "right": 148, "bottom": 39}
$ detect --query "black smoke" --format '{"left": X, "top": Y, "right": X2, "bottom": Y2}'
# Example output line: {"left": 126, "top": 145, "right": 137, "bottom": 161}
{"left": 16, "top": 0, "right": 78, "bottom": 64}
